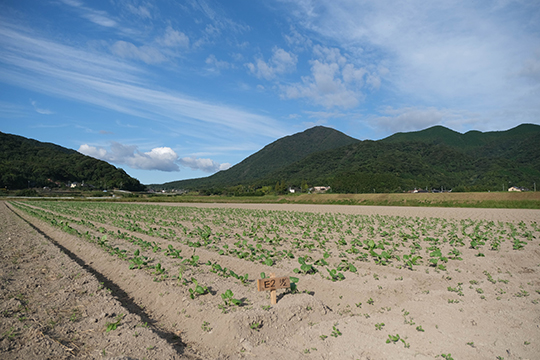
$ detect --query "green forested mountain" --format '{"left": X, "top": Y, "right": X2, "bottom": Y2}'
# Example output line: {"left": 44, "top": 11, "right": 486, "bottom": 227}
{"left": 158, "top": 126, "right": 359, "bottom": 190}
{"left": 0, "top": 132, "right": 144, "bottom": 191}
{"left": 157, "top": 124, "right": 540, "bottom": 193}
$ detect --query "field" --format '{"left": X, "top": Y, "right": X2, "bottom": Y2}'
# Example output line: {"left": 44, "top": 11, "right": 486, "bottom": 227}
{"left": 1, "top": 200, "right": 540, "bottom": 359}
{"left": 135, "top": 191, "right": 540, "bottom": 209}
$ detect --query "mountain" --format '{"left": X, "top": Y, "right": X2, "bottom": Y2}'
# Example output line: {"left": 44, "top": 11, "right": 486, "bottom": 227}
{"left": 259, "top": 124, "right": 540, "bottom": 192}
{"left": 157, "top": 126, "right": 359, "bottom": 190}
{"left": 156, "top": 123, "right": 540, "bottom": 193}
{"left": 381, "top": 123, "right": 539, "bottom": 150}
{"left": 0, "top": 132, "right": 145, "bottom": 191}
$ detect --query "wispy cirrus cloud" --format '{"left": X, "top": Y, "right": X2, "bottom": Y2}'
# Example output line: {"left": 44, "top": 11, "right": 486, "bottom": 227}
{"left": 0, "top": 19, "right": 288, "bottom": 141}
{"left": 60, "top": 0, "right": 117, "bottom": 27}
{"left": 30, "top": 100, "right": 53, "bottom": 115}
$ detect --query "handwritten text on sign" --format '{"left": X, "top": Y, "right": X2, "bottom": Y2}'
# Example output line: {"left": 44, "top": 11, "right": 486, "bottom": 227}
{"left": 257, "top": 276, "right": 290, "bottom": 291}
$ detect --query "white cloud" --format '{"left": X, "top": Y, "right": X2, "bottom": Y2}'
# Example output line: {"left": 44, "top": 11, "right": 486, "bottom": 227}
{"left": 157, "top": 26, "right": 190, "bottom": 48}
{"left": 281, "top": 0, "right": 540, "bottom": 123}
{"left": 178, "top": 156, "right": 231, "bottom": 173}
{"left": 282, "top": 60, "right": 361, "bottom": 108}
{"left": 281, "top": 45, "right": 378, "bottom": 108}
{"left": 206, "top": 54, "right": 233, "bottom": 71}
{"left": 125, "top": 4, "right": 152, "bottom": 19}
{"left": 284, "top": 26, "right": 312, "bottom": 51}
{"left": 30, "top": 100, "right": 53, "bottom": 115}
{"left": 110, "top": 41, "right": 166, "bottom": 64}
{"left": 246, "top": 47, "right": 297, "bottom": 80}
{"left": 0, "top": 21, "right": 288, "bottom": 139}
{"left": 78, "top": 142, "right": 180, "bottom": 171}
{"left": 60, "top": 0, "right": 117, "bottom": 27}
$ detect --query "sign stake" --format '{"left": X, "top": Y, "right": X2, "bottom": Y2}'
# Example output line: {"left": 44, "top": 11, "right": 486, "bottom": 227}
{"left": 270, "top": 273, "right": 277, "bottom": 305}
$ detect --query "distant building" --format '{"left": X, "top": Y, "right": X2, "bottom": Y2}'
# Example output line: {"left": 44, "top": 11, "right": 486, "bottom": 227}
{"left": 310, "top": 186, "right": 331, "bottom": 193}
{"left": 508, "top": 186, "right": 529, "bottom": 192}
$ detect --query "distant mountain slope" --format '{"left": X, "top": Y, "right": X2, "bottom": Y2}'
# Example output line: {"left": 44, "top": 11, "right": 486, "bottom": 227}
{"left": 0, "top": 132, "right": 144, "bottom": 191}
{"left": 157, "top": 126, "right": 359, "bottom": 189}
{"left": 381, "top": 123, "right": 540, "bottom": 151}
{"left": 260, "top": 124, "right": 540, "bottom": 192}
{"left": 154, "top": 123, "right": 540, "bottom": 193}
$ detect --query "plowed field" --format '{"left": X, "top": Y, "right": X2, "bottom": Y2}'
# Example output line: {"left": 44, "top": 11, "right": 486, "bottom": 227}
{"left": 2, "top": 200, "right": 539, "bottom": 359}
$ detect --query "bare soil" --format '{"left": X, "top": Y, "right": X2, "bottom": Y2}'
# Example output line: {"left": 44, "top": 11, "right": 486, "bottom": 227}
{"left": 1, "top": 201, "right": 539, "bottom": 360}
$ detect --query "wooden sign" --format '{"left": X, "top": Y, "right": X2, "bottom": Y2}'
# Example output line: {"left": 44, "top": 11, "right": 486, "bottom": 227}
{"left": 257, "top": 276, "right": 290, "bottom": 291}
{"left": 257, "top": 273, "right": 290, "bottom": 305}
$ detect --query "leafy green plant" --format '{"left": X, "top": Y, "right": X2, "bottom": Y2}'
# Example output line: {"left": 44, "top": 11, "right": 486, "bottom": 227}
{"left": 330, "top": 324, "right": 342, "bottom": 337}
{"left": 152, "top": 263, "right": 165, "bottom": 275}
{"left": 105, "top": 313, "right": 124, "bottom": 332}
{"left": 293, "top": 256, "right": 318, "bottom": 274}
{"left": 386, "top": 334, "right": 400, "bottom": 344}
{"left": 326, "top": 268, "right": 345, "bottom": 281}
{"left": 188, "top": 278, "right": 209, "bottom": 299}
{"left": 221, "top": 289, "right": 242, "bottom": 306}
{"left": 183, "top": 254, "right": 200, "bottom": 266}
{"left": 375, "top": 323, "right": 385, "bottom": 330}
{"left": 201, "top": 321, "right": 212, "bottom": 332}
{"left": 165, "top": 245, "right": 182, "bottom": 259}
{"left": 250, "top": 322, "right": 262, "bottom": 331}
{"left": 403, "top": 254, "right": 422, "bottom": 270}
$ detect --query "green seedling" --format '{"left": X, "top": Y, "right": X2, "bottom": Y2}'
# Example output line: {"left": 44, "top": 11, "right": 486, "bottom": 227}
{"left": 152, "top": 263, "right": 165, "bottom": 275}
{"left": 201, "top": 321, "right": 212, "bottom": 332}
{"left": 367, "top": 298, "right": 374, "bottom": 305}
{"left": 250, "top": 322, "right": 262, "bottom": 331}
{"left": 293, "top": 256, "right": 318, "bottom": 274}
{"left": 375, "top": 323, "right": 385, "bottom": 330}
{"left": 183, "top": 254, "right": 200, "bottom": 266}
{"left": 165, "top": 245, "right": 182, "bottom": 259}
{"left": 188, "top": 278, "right": 209, "bottom": 299}
{"left": 386, "top": 334, "right": 400, "bottom": 344}
{"left": 403, "top": 254, "right": 422, "bottom": 270}
{"left": 289, "top": 276, "right": 299, "bottom": 293}
{"left": 221, "top": 289, "right": 242, "bottom": 306}
{"left": 330, "top": 325, "right": 342, "bottom": 337}
{"left": 416, "top": 325, "right": 424, "bottom": 332}
{"left": 326, "top": 268, "right": 345, "bottom": 282}
{"left": 105, "top": 313, "right": 124, "bottom": 332}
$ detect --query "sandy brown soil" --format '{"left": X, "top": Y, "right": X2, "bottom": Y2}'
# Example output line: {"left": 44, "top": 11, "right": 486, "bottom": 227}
{"left": 2, "top": 200, "right": 540, "bottom": 360}
{"left": 0, "top": 202, "right": 197, "bottom": 359}
{"left": 160, "top": 202, "right": 540, "bottom": 222}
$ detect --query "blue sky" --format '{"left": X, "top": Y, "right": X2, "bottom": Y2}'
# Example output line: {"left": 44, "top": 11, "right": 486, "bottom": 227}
{"left": 1, "top": 0, "right": 539, "bottom": 185}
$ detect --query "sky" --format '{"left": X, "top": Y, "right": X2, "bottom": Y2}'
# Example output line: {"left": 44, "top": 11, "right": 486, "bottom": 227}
{"left": 1, "top": 0, "right": 539, "bottom": 185}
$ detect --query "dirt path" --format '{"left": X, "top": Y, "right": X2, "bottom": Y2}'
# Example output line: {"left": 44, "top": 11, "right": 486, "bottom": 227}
{"left": 2, "top": 200, "right": 540, "bottom": 360}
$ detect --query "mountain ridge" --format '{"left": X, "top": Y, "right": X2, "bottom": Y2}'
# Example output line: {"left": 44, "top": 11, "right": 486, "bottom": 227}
{"left": 156, "top": 123, "right": 540, "bottom": 192}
